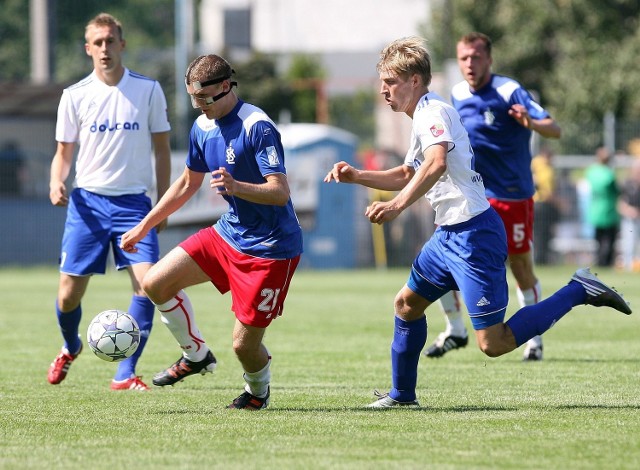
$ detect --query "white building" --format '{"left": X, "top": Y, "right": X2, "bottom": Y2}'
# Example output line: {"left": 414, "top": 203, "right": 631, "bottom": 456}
{"left": 200, "top": 0, "right": 431, "bottom": 54}
{"left": 197, "top": 0, "right": 440, "bottom": 151}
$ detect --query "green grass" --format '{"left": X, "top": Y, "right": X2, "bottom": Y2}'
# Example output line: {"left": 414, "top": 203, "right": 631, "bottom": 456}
{"left": 1, "top": 265, "right": 639, "bottom": 469}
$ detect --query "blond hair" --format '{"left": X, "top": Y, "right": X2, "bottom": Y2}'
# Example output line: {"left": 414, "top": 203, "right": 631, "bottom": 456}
{"left": 85, "top": 13, "right": 123, "bottom": 41}
{"left": 377, "top": 36, "right": 431, "bottom": 87}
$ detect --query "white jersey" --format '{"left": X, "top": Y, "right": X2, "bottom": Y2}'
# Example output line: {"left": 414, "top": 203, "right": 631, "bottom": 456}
{"left": 404, "top": 92, "right": 489, "bottom": 226}
{"left": 55, "top": 68, "right": 171, "bottom": 196}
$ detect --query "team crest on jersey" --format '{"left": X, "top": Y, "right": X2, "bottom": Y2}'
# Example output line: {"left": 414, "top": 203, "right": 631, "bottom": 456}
{"left": 483, "top": 108, "right": 495, "bottom": 125}
{"left": 266, "top": 146, "right": 280, "bottom": 166}
{"left": 226, "top": 144, "right": 236, "bottom": 164}
{"left": 430, "top": 123, "right": 444, "bottom": 137}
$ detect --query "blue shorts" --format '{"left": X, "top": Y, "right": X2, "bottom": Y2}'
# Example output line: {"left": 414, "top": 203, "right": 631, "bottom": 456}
{"left": 59, "top": 188, "right": 159, "bottom": 276}
{"left": 407, "top": 208, "right": 509, "bottom": 330}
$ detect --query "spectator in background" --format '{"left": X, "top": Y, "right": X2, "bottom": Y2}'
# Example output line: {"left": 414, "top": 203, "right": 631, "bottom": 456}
{"left": 617, "top": 158, "right": 640, "bottom": 271}
{"left": 585, "top": 147, "right": 620, "bottom": 267}
{"left": 531, "top": 147, "right": 562, "bottom": 265}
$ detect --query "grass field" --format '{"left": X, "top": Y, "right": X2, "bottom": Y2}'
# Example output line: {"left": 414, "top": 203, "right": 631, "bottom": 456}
{"left": 1, "top": 265, "right": 639, "bottom": 469}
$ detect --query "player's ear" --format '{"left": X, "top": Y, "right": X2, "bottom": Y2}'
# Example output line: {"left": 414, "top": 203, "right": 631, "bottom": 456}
{"left": 84, "top": 43, "right": 91, "bottom": 56}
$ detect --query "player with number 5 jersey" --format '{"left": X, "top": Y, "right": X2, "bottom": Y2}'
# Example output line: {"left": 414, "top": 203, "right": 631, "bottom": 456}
{"left": 425, "top": 32, "right": 562, "bottom": 362}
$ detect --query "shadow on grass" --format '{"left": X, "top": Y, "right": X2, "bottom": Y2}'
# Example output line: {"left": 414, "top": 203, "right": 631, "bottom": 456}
{"left": 554, "top": 404, "right": 640, "bottom": 410}
{"left": 148, "top": 405, "right": 518, "bottom": 414}
{"left": 542, "top": 358, "right": 640, "bottom": 364}
{"left": 148, "top": 402, "right": 640, "bottom": 414}
{"left": 269, "top": 405, "right": 519, "bottom": 413}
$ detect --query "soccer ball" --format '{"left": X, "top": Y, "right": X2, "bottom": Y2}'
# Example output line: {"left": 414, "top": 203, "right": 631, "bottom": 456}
{"left": 87, "top": 310, "right": 140, "bottom": 362}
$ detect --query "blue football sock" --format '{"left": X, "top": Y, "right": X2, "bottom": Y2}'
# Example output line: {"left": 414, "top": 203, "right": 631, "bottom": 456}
{"left": 506, "top": 281, "right": 586, "bottom": 347}
{"left": 389, "top": 315, "right": 427, "bottom": 402}
{"left": 114, "top": 296, "right": 155, "bottom": 381}
{"left": 56, "top": 302, "right": 82, "bottom": 354}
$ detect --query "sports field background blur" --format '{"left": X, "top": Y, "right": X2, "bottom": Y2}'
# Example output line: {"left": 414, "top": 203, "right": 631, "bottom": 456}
{"left": 2, "top": 0, "right": 640, "bottom": 270}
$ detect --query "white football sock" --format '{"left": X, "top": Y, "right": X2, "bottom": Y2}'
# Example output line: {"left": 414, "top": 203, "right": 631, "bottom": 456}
{"left": 438, "top": 291, "right": 467, "bottom": 337}
{"left": 518, "top": 281, "right": 543, "bottom": 348}
{"left": 156, "top": 290, "right": 209, "bottom": 362}
{"left": 516, "top": 281, "right": 542, "bottom": 307}
{"left": 243, "top": 354, "right": 271, "bottom": 398}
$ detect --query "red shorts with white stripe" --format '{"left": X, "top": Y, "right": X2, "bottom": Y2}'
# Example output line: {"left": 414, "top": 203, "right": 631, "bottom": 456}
{"left": 179, "top": 227, "right": 300, "bottom": 328}
{"left": 487, "top": 197, "right": 534, "bottom": 255}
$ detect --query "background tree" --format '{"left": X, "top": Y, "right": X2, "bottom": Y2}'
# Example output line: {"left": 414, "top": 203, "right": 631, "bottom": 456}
{"left": 0, "top": 0, "right": 31, "bottom": 81}
{"left": 233, "top": 52, "right": 292, "bottom": 123}
{"left": 285, "top": 54, "right": 326, "bottom": 123}
{"left": 428, "top": 0, "right": 640, "bottom": 154}
{"left": 329, "top": 89, "right": 377, "bottom": 148}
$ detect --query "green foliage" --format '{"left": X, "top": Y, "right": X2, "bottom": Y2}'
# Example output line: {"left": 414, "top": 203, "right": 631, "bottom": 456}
{"left": 427, "top": 0, "right": 640, "bottom": 154}
{"left": 1, "top": 4, "right": 374, "bottom": 144}
{"left": 1, "top": 266, "right": 640, "bottom": 468}
{"left": 233, "top": 53, "right": 292, "bottom": 122}
{"left": 329, "top": 89, "right": 377, "bottom": 148}
{"left": 0, "top": 0, "right": 31, "bottom": 81}
{"left": 286, "top": 54, "right": 326, "bottom": 123}
{"left": 0, "top": 0, "right": 176, "bottom": 84}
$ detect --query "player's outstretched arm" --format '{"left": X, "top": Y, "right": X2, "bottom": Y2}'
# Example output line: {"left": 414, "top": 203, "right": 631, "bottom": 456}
{"left": 366, "top": 143, "right": 447, "bottom": 225}
{"left": 121, "top": 167, "right": 204, "bottom": 253}
{"left": 324, "top": 161, "right": 413, "bottom": 191}
{"left": 324, "top": 161, "right": 359, "bottom": 184}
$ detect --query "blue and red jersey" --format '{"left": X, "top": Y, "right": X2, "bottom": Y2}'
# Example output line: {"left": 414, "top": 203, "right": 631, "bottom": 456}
{"left": 187, "top": 99, "right": 303, "bottom": 259}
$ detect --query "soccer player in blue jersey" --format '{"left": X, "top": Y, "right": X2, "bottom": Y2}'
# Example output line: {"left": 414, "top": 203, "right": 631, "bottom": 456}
{"left": 120, "top": 54, "right": 303, "bottom": 410}
{"left": 425, "top": 32, "right": 562, "bottom": 361}
{"left": 48, "top": 13, "right": 171, "bottom": 391}
{"left": 324, "top": 36, "right": 630, "bottom": 408}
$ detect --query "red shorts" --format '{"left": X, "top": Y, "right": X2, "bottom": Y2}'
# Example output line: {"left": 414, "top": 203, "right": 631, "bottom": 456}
{"left": 487, "top": 197, "right": 534, "bottom": 255}
{"left": 179, "top": 227, "right": 300, "bottom": 328}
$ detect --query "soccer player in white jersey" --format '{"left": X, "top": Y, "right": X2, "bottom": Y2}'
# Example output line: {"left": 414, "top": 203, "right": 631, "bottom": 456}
{"left": 324, "top": 36, "right": 631, "bottom": 408}
{"left": 425, "top": 32, "right": 562, "bottom": 361}
{"left": 120, "top": 54, "right": 302, "bottom": 409}
{"left": 48, "top": 13, "right": 171, "bottom": 391}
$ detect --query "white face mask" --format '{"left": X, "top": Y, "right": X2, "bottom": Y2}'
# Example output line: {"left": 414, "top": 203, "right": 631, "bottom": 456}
{"left": 185, "top": 74, "right": 237, "bottom": 109}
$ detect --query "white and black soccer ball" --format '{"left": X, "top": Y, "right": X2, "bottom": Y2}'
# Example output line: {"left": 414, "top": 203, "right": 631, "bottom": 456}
{"left": 87, "top": 310, "right": 140, "bottom": 362}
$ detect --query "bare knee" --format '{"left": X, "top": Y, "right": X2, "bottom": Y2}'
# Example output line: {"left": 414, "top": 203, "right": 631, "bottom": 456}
{"left": 57, "top": 275, "right": 89, "bottom": 312}
{"left": 57, "top": 296, "right": 80, "bottom": 312}
{"left": 477, "top": 341, "right": 508, "bottom": 358}
{"left": 475, "top": 323, "right": 517, "bottom": 357}
{"left": 232, "top": 336, "right": 246, "bottom": 357}
{"left": 393, "top": 294, "right": 409, "bottom": 317}
{"left": 140, "top": 266, "right": 167, "bottom": 303}
{"left": 57, "top": 286, "right": 82, "bottom": 311}
{"left": 232, "top": 336, "right": 267, "bottom": 372}
{"left": 393, "top": 287, "right": 429, "bottom": 321}
{"left": 140, "top": 272, "right": 156, "bottom": 299}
